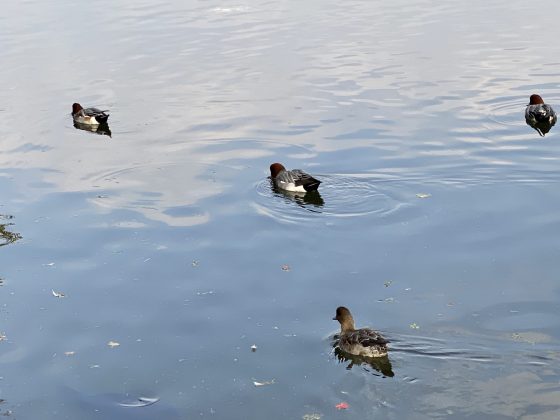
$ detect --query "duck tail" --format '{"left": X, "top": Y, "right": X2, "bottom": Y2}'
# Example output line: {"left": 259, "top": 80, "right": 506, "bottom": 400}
{"left": 303, "top": 179, "right": 321, "bottom": 192}
{"left": 96, "top": 114, "right": 109, "bottom": 123}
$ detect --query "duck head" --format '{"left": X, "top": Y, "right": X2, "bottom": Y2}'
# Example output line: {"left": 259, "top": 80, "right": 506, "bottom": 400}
{"left": 528, "top": 94, "right": 545, "bottom": 105}
{"left": 269, "top": 163, "right": 286, "bottom": 179}
{"left": 72, "top": 103, "right": 83, "bottom": 115}
{"left": 333, "top": 306, "right": 356, "bottom": 332}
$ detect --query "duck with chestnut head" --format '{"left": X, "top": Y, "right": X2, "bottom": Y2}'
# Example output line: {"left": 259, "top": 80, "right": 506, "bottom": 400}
{"left": 269, "top": 163, "right": 321, "bottom": 192}
{"left": 525, "top": 94, "right": 557, "bottom": 136}
{"left": 72, "top": 103, "right": 110, "bottom": 126}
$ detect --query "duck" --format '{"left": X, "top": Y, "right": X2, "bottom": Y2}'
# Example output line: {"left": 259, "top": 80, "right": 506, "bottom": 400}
{"left": 333, "top": 306, "right": 388, "bottom": 358}
{"left": 72, "top": 103, "right": 110, "bottom": 126}
{"left": 525, "top": 94, "right": 557, "bottom": 126}
{"left": 269, "top": 163, "right": 321, "bottom": 192}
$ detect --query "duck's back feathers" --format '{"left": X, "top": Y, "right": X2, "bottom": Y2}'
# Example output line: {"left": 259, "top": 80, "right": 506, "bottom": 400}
{"left": 81, "top": 107, "right": 110, "bottom": 123}
{"left": 525, "top": 104, "right": 557, "bottom": 124}
{"left": 338, "top": 327, "right": 389, "bottom": 358}
{"left": 274, "top": 169, "right": 321, "bottom": 192}
{"left": 72, "top": 103, "right": 110, "bottom": 125}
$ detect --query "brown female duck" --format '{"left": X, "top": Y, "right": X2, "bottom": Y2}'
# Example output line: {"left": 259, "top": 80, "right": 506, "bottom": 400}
{"left": 333, "top": 306, "right": 388, "bottom": 358}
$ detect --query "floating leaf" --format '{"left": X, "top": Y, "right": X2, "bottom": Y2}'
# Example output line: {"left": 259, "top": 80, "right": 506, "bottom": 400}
{"left": 253, "top": 379, "right": 275, "bottom": 387}
{"left": 52, "top": 289, "right": 65, "bottom": 298}
{"left": 335, "top": 402, "right": 349, "bottom": 410}
{"left": 118, "top": 397, "right": 160, "bottom": 408}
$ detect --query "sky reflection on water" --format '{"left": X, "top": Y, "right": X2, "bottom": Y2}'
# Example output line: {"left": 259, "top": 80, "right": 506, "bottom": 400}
{"left": 1, "top": 0, "right": 560, "bottom": 418}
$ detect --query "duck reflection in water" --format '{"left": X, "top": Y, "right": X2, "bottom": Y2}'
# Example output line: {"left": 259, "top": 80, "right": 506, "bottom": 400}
{"left": 73, "top": 121, "right": 112, "bottom": 137}
{"left": 333, "top": 343, "right": 394, "bottom": 377}
{"left": 525, "top": 94, "right": 557, "bottom": 137}
{"left": 271, "top": 183, "right": 324, "bottom": 209}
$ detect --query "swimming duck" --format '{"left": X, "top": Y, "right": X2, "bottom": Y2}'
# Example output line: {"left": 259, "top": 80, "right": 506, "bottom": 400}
{"left": 72, "top": 103, "right": 110, "bottom": 126}
{"left": 525, "top": 95, "right": 557, "bottom": 127}
{"left": 333, "top": 306, "right": 388, "bottom": 358}
{"left": 269, "top": 163, "right": 321, "bottom": 192}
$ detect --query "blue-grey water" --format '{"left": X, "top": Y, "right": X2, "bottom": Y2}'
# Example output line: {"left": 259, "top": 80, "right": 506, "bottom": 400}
{"left": 1, "top": 0, "right": 560, "bottom": 418}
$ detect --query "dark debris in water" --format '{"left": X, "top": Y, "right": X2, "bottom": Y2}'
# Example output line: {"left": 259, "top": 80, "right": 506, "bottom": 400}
{"left": 0, "top": 216, "right": 22, "bottom": 247}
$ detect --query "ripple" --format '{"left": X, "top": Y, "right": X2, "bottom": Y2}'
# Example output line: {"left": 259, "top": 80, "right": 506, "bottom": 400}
{"left": 485, "top": 96, "right": 527, "bottom": 127}
{"left": 390, "top": 334, "right": 495, "bottom": 363}
{"left": 253, "top": 174, "right": 410, "bottom": 224}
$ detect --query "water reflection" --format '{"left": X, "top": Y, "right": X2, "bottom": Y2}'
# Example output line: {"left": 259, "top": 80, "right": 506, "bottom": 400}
{"left": 73, "top": 121, "right": 112, "bottom": 137}
{"left": 272, "top": 183, "right": 324, "bottom": 209}
{"left": 334, "top": 347, "right": 395, "bottom": 378}
{"left": 332, "top": 336, "right": 395, "bottom": 378}
{"left": 0, "top": 215, "right": 21, "bottom": 247}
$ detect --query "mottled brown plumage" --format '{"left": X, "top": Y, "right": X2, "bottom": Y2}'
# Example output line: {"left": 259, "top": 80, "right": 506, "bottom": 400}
{"left": 333, "top": 306, "right": 388, "bottom": 358}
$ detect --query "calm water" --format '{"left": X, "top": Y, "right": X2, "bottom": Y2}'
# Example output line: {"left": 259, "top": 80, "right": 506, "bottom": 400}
{"left": 1, "top": 0, "right": 560, "bottom": 418}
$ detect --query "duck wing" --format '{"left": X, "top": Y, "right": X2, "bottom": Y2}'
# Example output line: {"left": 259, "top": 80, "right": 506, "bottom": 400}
{"left": 344, "top": 328, "right": 389, "bottom": 348}
{"left": 526, "top": 104, "right": 557, "bottom": 123}
{"left": 83, "top": 107, "right": 110, "bottom": 122}
{"left": 288, "top": 169, "right": 321, "bottom": 191}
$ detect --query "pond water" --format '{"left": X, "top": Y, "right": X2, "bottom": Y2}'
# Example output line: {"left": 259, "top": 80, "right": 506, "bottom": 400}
{"left": 1, "top": 0, "right": 560, "bottom": 418}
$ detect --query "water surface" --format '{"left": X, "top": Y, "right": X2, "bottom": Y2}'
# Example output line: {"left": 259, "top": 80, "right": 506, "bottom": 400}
{"left": 1, "top": 0, "right": 560, "bottom": 418}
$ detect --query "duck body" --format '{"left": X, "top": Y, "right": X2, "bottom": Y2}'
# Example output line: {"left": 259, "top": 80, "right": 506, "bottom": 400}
{"left": 72, "top": 103, "right": 110, "bottom": 126}
{"left": 525, "top": 94, "right": 557, "bottom": 125}
{"left": 333, "top": 306, "right": 388, "bottom": 358}
{"left": 269, "top": 163, "right": 321, "bottom": 192}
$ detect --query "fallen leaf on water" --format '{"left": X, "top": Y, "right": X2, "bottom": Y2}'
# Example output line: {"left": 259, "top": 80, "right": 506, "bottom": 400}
{"left": 52, "top": 289, "right": 65, "bottom": 298}
{"left": 118, "top": 397, "right": 160, "bottom": 408}
{"left": 253, "top": 379, "right": 275, "bottom": 387}
{"left": 336, "top": 402, "right": 349, "bottom": 410}
{"left": 416, "top": 193, "right": 431, "bottom": 199}
{"left": 107, "top": 341, "right": 120, "bottom": 348}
